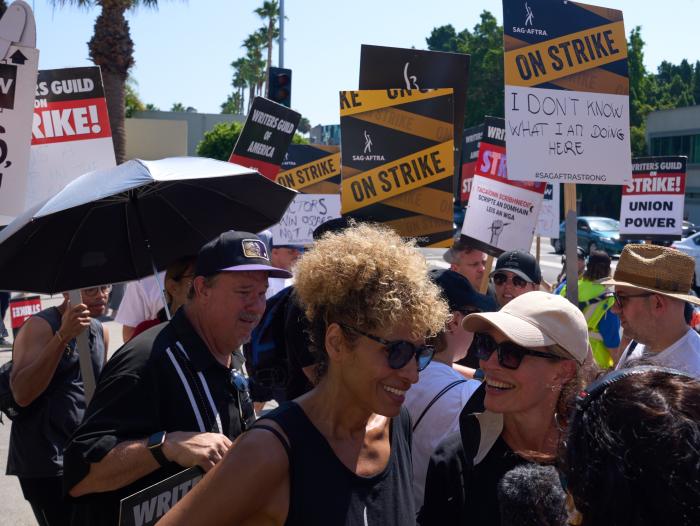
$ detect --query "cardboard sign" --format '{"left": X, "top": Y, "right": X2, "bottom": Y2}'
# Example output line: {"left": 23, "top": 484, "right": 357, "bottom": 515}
{"left": 339, "top": 88, "right": 454, "bottom": 248}
{"left": 619, "top": 156, "right": 686, "bottom": 241}
{"left": 9, "top": 295, "right": 41, "bottom": 329}
{"left": 119, "top": 467, "right": 203, "bottom": 526}
{"left": 229, "top": 97, "right": 301, "bottom": 179}
{"left": 0, "top": 43, "right": 39, "bottom": 222}
{"left": 275, "top": 144, "right": 340, "bottom": 194}
{"left": 459, "top": 124, "right": 483, "bottom": 205}
{"left": 359, "top": 45, "right": 470, "bottom": 202}
{"left": 503, "top": 0, "right": 632, "bottom": 185}
{"left": 536, "top": 183, "right": 561, "bottom": 238}
{"left": 269, "top": 193, "right": 341, "bottom": 246}
{"left": 27, "top": 67, "right": 116, "bottom": 209}
{"left": 461, "top": 117, "right": 546, "bottom": 256}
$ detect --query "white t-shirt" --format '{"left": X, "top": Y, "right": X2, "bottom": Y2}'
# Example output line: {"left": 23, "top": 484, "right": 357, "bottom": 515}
{"left": 265, "top": 277, "right": 294, "bottom": 299}
{"left": 403, "top": 361, "right": 481, "bottom": 510}
{"left": 616, "top": 328, "right": 700, "bottom": 378}
{"left": 115, "top": 273, "right": 166, "bottom": 327}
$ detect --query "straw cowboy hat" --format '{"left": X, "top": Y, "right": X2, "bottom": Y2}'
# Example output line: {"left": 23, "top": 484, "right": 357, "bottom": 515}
{"left": 601, "top": 244, "right": 700, "bottom": 306}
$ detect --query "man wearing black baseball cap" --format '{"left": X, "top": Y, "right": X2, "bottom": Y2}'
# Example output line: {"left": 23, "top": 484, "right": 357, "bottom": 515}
{"left": 490, "top": 250, "right": 542, "bottom": 307}
{"left": 64, "top": 231, "right": 291, "bottom": 525}
{"left": 404, "top": 269, "right": 497, "bottom": 511}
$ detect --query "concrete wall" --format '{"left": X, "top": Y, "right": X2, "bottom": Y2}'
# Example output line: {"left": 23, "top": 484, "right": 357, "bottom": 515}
{"left": 132, "top": 111, "right": 246, "bottom": 156}
{"left": 647, "top": 106, "right": 700, "bottom": 223}
{"left": 124, "top": 118, "right": 188, "bottom": 161}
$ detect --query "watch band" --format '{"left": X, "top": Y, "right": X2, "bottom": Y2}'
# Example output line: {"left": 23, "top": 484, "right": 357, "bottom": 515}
{"left": 147, "top": 431, "right": 169, "bottom": 467}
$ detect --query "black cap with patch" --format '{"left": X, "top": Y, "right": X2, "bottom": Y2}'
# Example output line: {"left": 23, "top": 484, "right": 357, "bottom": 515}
{"left": 195, "top": 230, "right": 292, "bottom": 278}
{"left": 429, "top": 269, "right": 498, "bottom": 313}
{"left": 491, "top": 250, "right": 542, "bottom": 284}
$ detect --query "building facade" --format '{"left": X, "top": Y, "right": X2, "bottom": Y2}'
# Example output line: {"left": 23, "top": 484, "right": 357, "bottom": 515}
{"left": 646, "top": 105, "right": 700, "bottom": 222}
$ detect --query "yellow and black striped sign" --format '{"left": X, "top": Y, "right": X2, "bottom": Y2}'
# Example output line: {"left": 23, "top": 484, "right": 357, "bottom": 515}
{"left": 339, "top": 89, "right": 454, "bottom": 247}
{"left": 275, "top": 144, "right": 340, "bottom": 194}
{"left": 503, "top": 1, "right": 628, "bottom": 95}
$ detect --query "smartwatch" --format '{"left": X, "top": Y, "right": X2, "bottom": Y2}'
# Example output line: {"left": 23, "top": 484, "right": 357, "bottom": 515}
{"left": 147, "top": 431, "right": 169, "bottom": 467}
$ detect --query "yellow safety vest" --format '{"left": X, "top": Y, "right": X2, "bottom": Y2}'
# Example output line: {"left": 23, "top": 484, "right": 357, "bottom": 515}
{"left": 560, "top": 280, "right": 615, "bottom": 368}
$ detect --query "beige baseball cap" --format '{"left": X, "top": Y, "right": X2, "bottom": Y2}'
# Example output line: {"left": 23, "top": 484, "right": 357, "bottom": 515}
{"left": 462, "top": 291, "right": 590, "bottom": 364}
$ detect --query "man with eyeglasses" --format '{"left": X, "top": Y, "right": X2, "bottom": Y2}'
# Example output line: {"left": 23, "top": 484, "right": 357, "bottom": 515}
{"left": 63, "top": 231, "right": 292, "bottom": 525}
{"left": 602, "top": 244, "right": 700, "bottom": 377}
{"left": 490, "top": 250, "right": 542, "bottom": 307}
{"left": 7, "top": 286, "right": 110, "bottom": 526}
{"left": 404, "top": 269, "right": 497, "bottom": 512}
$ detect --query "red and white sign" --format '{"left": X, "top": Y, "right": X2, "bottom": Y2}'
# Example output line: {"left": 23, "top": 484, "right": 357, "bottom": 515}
{"left": 10, "top": 295, "right": 41, "bottom": 329}
{"left": 26, "top": 67, "right": 116, "bottom": 209}
{"left": 619, "top": 156, "right": 686, "bottom": 240}
{"left": 461, "top": 117, "right": 546, "bottom": 255}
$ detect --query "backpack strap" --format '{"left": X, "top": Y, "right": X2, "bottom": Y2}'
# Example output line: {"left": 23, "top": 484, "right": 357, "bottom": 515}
{"left": 412, "top": 379, "right": 467, "bottom": 432}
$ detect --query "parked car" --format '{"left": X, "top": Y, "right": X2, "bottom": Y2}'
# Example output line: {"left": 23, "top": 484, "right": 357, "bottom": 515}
{"left": 551, "top": 216, "right": 632, "bottom": 256}
{"left": 643, "top": 220, "right": 698, "bottom": 247}
{"left": 672, "top": 232, "right": 700, "bottom": 292}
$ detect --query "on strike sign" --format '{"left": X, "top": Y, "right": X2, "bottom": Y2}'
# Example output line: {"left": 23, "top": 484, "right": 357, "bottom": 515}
{"left": 27, "top": 67, "right": 116, "bottom": 209}
{"left": 619, "top": 156, "right": 686, "bottom": 241}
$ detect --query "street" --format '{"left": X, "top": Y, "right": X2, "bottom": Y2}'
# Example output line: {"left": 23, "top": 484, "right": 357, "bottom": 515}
{"left": 0, "top": 237, "right": 607, "bottom": 523}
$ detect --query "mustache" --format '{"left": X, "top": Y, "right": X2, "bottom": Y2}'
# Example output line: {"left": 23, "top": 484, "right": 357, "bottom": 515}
{"left": 240, "top": 312, "right": 262, "bottom": 324}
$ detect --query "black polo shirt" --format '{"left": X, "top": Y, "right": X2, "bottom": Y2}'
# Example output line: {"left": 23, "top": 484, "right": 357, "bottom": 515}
{"left": 63, "top": 307, "right": 243, "bottom": 525}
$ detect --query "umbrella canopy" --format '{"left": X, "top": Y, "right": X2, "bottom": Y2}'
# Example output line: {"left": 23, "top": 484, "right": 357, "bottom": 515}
{"left": 0, "top": 157, "right": 296, "bottom": 294}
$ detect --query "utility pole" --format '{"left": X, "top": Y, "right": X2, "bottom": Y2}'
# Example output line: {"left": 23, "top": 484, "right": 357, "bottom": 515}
{"left": 278, "top": 0, "right": 285, "bottom": 68}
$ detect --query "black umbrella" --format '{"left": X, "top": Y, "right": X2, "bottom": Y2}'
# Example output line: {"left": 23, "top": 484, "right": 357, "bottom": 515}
{"left": 0, "top": 157, "right": 297, "bottom": 294}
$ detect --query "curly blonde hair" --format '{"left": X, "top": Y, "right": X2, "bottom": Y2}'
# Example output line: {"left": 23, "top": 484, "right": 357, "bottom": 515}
{"left": 294, "top": 223, "right": 450, "bottom": 376}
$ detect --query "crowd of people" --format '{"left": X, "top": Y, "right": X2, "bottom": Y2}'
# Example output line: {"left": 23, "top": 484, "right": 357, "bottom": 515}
{"left": 3, "top": 221, "right": 700, "bottom": 526}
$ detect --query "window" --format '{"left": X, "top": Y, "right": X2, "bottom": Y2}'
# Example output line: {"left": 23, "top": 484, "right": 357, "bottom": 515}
{"left": 650, "top": 134, "right": 700, "bottom": 162}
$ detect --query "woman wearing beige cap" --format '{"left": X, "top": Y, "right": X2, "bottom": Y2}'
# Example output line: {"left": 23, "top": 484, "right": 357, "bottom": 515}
{"left": 419, "top": 291, "right": 596, "bottom": 526}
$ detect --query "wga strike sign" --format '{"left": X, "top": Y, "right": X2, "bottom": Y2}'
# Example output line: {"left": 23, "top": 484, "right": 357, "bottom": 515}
{"left": 28, "top": 67, "right": 116, "bottom": 209}
{"left": 339, "top": 88, "right": 454, "bottom": 247}
{"left": 619, "top": 157, "right": 686, "bottom": 241}
{"left": 461, "top": 117, "right": 546, "bottom": 256}
{"left": 230, "top": 96, "right": 301, "bottom": 179}
{"left": 503, "top": 0, "right": 632, "bottom": 185}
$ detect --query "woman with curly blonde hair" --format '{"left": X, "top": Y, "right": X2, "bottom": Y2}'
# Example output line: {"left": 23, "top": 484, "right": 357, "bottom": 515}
{"left": 160, "top": 223, "right": 450, "bottom": 526}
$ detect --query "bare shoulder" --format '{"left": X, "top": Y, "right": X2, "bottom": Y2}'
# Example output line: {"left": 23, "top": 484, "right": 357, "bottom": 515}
{"left": 13, "top": 315, "right": 53, "bottom": 358}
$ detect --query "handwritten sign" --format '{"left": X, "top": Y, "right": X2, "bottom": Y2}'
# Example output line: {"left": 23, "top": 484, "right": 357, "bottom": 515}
{"left": 619, "top": 156, "right": 686, "bottom": 241}
{"left": 269, "top": 194, "right": 341, "bottom": 246}
{"left": 503, "top": 0, "right": 631, "bottom": 185}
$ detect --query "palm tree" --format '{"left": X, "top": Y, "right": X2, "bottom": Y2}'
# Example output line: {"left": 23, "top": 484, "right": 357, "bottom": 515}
{"left": 51, "top": 0, "right": 160, "bottom": 164}
{"left": 241, "top": 31, "right": 266, "bottom": 111}
{"left": 254, "top": 0, "right": 280, "bottom": 95}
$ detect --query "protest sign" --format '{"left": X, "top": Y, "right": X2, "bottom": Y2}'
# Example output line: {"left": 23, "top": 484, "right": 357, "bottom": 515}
{"left": 0, "top": 42, "right": 38, "bottom": 222}
{"left": 269, "top": 193, "right": 341, "bottom": 246}
{"left": 359, "top": 45, "right": 470, "bottom": 201}
{"left": 276, "top": 144, "right": 340, "bottom": 194}
{"left": 339, "top": 88, "right": 454, "bottom": 247}
{"left": 9, "top": 295, "right": 40, "bottom": 331}
{"left": 459, "top": 124, "right": 482, "bottom": 205}
{"left": 536, "top": 183, "right": 560, "bottom": 238}
{"left": 619, "top": 156, "right": 686, "bottom": 241}
{"left": 503, "top": 0, "right": 632, "bottom": 185}
{"left": 229, "top": 96, "right": 301, "bottom": 180}
{"left": 27, "top": 66, "right": 115, "bottom": 209}
{"left": 119, "top": 467, "right": 203, "bottom": 526}
{"left": 461, "top": 117, "right": 546, "bottom": 256}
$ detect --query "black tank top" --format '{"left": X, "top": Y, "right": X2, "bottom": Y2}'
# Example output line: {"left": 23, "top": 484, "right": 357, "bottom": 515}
{"left": 6, "top": 306, "right": 105, "bottom": 477}
{"left": 259, "top": 402, "right": 415, "bottom": 526}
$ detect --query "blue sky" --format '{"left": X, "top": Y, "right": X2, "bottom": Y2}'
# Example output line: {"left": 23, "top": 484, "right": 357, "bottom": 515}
{"left": 29, "top": 0, "right": 700, "bottom": 127}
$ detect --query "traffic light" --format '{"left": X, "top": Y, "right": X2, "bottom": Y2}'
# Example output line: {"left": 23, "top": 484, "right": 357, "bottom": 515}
{"left": 268, "top": 67, "right": 292, "bottom": 108}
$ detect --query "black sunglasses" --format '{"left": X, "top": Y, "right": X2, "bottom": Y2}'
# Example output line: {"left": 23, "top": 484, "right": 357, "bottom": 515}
{"left": 339, "top": 324, "right": 434, "bottom": 371}
{"left": 492, "top": 273, "right": 529, "bottom": 288}
{"left": 472, "top": 332, "right": 562, "bottom": 370}
{"left": 612, "top": 291, "right": 655, "bottom": 309}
